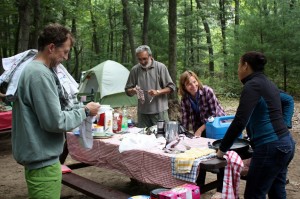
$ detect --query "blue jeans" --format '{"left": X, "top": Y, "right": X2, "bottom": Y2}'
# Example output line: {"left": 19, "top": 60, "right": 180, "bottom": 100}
{"left": 244, "top": 133, "right": 295, "bottom": 199}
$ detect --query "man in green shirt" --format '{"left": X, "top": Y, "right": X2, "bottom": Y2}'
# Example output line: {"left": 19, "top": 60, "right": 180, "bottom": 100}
{"left": 12, "top": 23, "right": 100, "bottom": 199}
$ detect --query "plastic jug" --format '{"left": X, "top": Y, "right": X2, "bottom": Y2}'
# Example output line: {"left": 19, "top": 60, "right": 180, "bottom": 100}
{"left": 97, "top": 105, "right": 113, "bottom": 128}
{"left": 206, "top": 115, "right": 236, "bottom": 139}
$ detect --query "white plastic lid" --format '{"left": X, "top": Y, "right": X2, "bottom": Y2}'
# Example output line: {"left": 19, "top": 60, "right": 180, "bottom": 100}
{"left": 208, "top": 116, "right": 215, "bottom": 122}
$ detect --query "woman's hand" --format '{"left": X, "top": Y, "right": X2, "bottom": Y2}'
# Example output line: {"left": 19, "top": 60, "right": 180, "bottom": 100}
{"left": 194, "top": 129, "right": 202, "bottom": 137}
{"left": 194, "top": 124, "right": 206, "bottom": 137}
{"left": 216, "top": 149, "right": 226, "bottom": 159}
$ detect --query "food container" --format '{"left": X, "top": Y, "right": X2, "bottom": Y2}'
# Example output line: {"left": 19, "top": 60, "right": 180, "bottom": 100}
{"left": 150, "top": 188, "right": 170, "bottom": 199}
{"left": 128, "top": 195, "right": 150, "bottom": 199}
{"left": 93, "top": 126, "right": 104, "bottom": 136}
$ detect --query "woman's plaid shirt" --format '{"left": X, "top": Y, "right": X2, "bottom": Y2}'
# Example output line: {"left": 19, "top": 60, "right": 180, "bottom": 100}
{"left": 180, "top": 85, "right": 226, "bottom": 132}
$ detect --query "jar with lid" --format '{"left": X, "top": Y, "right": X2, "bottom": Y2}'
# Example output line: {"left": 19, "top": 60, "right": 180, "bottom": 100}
{"left": 113, "top": 112, "right": 122, "bottom": 133}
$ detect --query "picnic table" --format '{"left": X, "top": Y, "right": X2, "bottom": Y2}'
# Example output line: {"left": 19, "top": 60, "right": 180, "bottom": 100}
{"left": 0, "top": 110, "right": 12, "bottom": 133}
{"left": 61, "top": 132, "right": 238, "bottom": 198}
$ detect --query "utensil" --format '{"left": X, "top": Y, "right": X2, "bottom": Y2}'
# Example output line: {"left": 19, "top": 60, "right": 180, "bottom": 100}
{"left": 149, "top": 96, "right": 154, "bottom": 103}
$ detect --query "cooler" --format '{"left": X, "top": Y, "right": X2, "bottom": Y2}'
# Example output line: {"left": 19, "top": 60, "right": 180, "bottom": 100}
{"left": 206, "top": 115, "right": 241, "bottom": 139}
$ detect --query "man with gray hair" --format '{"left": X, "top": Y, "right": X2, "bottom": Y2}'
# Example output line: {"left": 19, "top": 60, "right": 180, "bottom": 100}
{"left": 125, "top": 45, "right": 175, "bottom": 128}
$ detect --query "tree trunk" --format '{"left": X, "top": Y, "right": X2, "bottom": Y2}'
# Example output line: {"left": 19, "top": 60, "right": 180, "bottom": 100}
{"left": 121, "top": 8, "right": 128, "bottom": 64}
{"left": 233, "top": 0, "right": 240, "bottom": 78}
{"left": 219, "top": 0, "right": 227, "bottom": 72}
{"left": 108, "top": 6, "right": 114, "bottom": 59}
{"left": 189, "top": 0, "right": 194, "bottom": 66}
{"left": 183, "top": 0, "right": 188, "bottom": 70}
{"left": 29, "top": 0, "right": 41, "bottom": 50}
{"left": 89, "top": 0, "right": 100, "bottom": 54}
{"left": 142, "top": 0, "right": 150, "bottom": 45}
{"left": 17, "top": 0, "right": 31, "bottom": 53}
{"left": 122, "top": 0, "right": 136, "bottom": 65}
{"left": 71, "top": 18, "right": 79, "bottom": 81}
{"left": 168, "top": 0, "right": 177, "bottom": 100}
{"left": 196, "top": 0, "right": 214, "bottom": 77}
{"left": 2, "top": 16, "right": 9, "bottom": 58}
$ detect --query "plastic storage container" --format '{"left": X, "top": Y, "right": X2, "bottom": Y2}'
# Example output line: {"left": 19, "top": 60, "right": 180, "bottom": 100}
{"left": 206, "top": 115, "right": 241, "bottom": 139}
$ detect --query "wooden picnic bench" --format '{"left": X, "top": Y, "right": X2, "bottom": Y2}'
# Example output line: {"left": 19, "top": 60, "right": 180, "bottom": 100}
{"left": 62, "top": 172, "right": 130, "bottom": 199}
{"left": 61, "top": 148, "right": 131, "bottom": 199}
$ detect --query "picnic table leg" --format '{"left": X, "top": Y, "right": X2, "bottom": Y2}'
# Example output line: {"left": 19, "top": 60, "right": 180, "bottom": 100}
{"left": 60, "top": 140, "right": 69, "bottom": 164}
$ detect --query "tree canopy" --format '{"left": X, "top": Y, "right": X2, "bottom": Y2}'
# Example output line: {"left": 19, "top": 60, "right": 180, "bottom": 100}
{"left": 1, "top": 0, "right": 300, "bottom": 98}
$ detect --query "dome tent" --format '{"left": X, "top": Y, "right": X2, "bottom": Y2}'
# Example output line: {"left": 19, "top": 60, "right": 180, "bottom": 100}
{"left": 78, "top": 60, "right": 137, "bottom": 108}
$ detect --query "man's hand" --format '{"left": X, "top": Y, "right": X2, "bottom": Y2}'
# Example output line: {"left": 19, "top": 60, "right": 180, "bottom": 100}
{"left": 85, "top": 102, "right": 100, "bottom": 116}
{"left": 128, "top": 88, "right": 137, "bottom": 95}
{"left": 0, "top": 92, "right": 6, "bottom": 98}
{"left": 148, "top": 89, "right": 160, "bottom": 96}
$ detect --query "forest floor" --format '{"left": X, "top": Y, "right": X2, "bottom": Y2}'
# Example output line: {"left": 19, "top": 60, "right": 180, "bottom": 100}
{"left": 0, "top": 98, "right": 299, "bottom": 199}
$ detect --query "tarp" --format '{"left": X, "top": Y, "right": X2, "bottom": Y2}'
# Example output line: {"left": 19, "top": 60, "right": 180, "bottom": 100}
{"left": 0, "top": 111, "right": 12, "bottom": 131}
{"left": 78, "top": 60, "right": 137, "bottom": 108}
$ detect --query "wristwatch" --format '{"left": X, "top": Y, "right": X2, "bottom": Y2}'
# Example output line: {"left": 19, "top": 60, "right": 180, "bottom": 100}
{"left": 84, "top": 107, "right": 90, "bottom": 117}
{"left": 156, "top": 90, "right": 160, "bottom": 94}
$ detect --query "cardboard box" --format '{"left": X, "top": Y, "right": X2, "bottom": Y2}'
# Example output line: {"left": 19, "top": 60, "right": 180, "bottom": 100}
{"left": 158, "top": 187, "right": 189, "bottom": 199}
{"left": 180, "top": 184, "right": 200, "bottom": 199}
{"left": 158, "top": 184, "right": 200, "bottom": 199}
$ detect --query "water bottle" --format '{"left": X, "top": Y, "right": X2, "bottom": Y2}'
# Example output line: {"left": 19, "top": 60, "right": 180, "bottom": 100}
{"left": 121, "top": 107, "right": 128, "bottom": 131}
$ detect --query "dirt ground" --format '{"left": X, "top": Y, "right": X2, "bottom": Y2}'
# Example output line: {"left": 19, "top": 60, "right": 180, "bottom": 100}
{"left": 0, "top": 98, "right": 299, "bottom": 199}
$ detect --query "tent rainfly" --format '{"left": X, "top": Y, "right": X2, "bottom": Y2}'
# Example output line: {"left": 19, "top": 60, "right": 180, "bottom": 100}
{"left": 78, "top": 60, "right": 137, "bottom": 108}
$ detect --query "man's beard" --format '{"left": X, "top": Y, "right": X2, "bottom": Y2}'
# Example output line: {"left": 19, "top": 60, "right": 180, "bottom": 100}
{"left": 49, "top": 59, "right": 60, "bottom": 68}
{"left": 141, "top": 57, "right": 152, "bottom": 68}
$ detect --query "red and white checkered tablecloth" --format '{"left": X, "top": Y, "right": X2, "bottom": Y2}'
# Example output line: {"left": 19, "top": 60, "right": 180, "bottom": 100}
{"left": 66, "top": 132, "right": 215, "bottom": 188}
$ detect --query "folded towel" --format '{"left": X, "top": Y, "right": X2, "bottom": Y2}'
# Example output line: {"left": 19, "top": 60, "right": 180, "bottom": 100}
{"left": 174, "top": 148, "right": 216, "bottom": 173}
{"left": 171, "top": 152, "right": 216, "bottom": 182}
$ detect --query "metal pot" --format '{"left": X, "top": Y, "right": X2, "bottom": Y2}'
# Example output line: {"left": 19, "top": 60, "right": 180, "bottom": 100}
{"left": 210, "top": 138, "right": 251, "bottom": 156}
{"left": 164, "top": 121, "right": 179, "bottom": 144}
